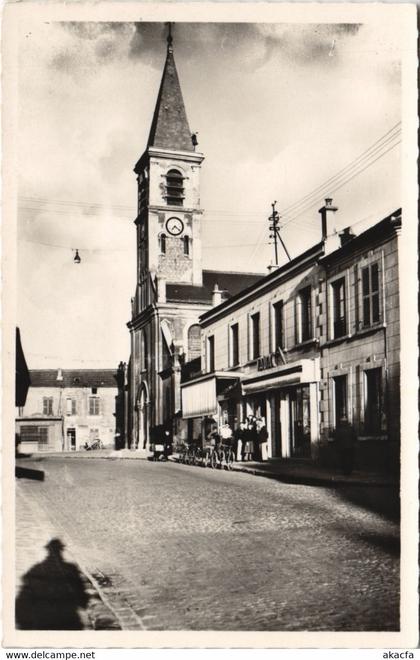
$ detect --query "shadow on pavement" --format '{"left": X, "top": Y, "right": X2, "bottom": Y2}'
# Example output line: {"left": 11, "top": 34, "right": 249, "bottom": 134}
{"left": 335, "top": 486, "right": 400, "bottom": 523}
{"left": 15, "top": 538, "right": 90, "bottom": 630}
{"left": 357, "top": 532, "right": 400, "bottom": 557}
{"left": 15, "top": 466, "right": 45, "bottom": 481}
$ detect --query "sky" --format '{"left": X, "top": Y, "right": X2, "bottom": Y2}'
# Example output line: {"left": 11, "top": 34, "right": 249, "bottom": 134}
{"left": 16, "top": 18, "right": 403, "bottom": 368}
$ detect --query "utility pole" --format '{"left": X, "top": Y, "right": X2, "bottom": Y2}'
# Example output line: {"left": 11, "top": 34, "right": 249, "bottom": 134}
{"left": 269, "top": 201, "right": 291, "bottom": 266}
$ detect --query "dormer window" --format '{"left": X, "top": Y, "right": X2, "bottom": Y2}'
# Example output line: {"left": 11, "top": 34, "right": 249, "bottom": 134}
{"left": 165, "top": 169, "right": 184, "bottom": 206}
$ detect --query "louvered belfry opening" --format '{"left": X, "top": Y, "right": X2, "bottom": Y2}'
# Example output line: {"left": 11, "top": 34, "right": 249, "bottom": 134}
{"left": 166, "top": 169, "right": 184, "bottom": 206}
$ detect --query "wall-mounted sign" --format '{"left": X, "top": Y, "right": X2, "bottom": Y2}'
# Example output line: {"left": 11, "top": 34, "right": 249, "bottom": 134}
{"left": 257, "top": 347, "right": 287, "bottom": 371}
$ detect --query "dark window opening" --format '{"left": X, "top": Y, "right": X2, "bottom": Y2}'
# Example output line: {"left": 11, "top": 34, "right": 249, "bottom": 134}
{"left": 273, "top": 300, "right": 284, "bottom": 349}
{"left": 334, "top": 375, "right": 348, "bottom": 427}
{"left": 230, "top": 323, "right": 239, "bottom": 367}
{"left": 332, "top": 278, "right": 346, "bottom": 338}
{"left": 207, "top": 335, "right": 215, "bottom": 372}
{"left": 159, "top": 234, "right": 166, "bottom": 254}
{"left": 183, "top": 235, "right": 190, "bottom": 256}
{"left": 251, "top": 312, "right": 260, "bottom": 360}
{"left": 299, "top": 287, "right": 312, "bottom": 342}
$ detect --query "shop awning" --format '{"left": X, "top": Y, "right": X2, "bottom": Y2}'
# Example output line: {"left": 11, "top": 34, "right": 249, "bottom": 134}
{"left": 242, "top": 358, "right": 320, "bottom": 395}
{"left": 181, "top": 372, "right": 240, "bottom": 419}
{"left": 242, "top": 373, "right": 301, "bottom": 394}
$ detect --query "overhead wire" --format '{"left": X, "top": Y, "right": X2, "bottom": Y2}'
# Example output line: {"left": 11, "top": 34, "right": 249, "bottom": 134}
{"left": 18, "top": 123, "right": 400, "bottom": 255}
{"left": 278, "top": 122, "right": 401, "bottom": 219}
{"left": 282, "top": 138, "right": 400, "bottom": 227}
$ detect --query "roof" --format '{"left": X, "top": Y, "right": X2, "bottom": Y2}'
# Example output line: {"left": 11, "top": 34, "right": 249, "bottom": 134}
{"left": 199, "top": 208, "right": 402, "bottom": 326}
{"left": 200, "top": 242, "right": 324, "bottom": 323}
{"left": 147, "top": 43, "right": 193, "bottom": 152}
{"left": 166, "top": 269, "right": 264, "bottom": 304}
{"left": 28, "top": 369, "right": 118, "bottom": 388}
{"left": 320, "top": 209, "right": 402, "bottom": 265}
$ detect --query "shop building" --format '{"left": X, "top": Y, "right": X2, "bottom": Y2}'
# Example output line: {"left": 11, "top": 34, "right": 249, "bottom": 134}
{"left": 181, "top": 204, "right": 401, "bottom": 470}
{"left": 15, "top": 369, "right": 120, "bottom": 452}
{"left": 318, "top": 210, "right": 401, "bottom": 470}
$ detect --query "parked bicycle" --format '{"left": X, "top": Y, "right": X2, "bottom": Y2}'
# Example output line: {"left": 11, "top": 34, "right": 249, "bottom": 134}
{"left": 210, "top": 443, "right": 235, "bottom": 470}
{"left": 83, "top": 439, "right": 103, "bottom": 451}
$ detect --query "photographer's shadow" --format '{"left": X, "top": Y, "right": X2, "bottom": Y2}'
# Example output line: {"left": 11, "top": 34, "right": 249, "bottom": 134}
{"left": 16, "top": 538, "right": 89, "bottom": 630}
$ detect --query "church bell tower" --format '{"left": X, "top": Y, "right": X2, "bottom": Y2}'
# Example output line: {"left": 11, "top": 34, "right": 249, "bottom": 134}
{"left": 134, "top": 27, "right": 204, "bottom": 314}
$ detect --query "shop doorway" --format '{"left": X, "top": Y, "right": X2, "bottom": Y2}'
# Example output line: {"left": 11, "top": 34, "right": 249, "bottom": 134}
{"left": 289, "top": 386, "right": 311, "bottom": 458}
{"left": 272, "top": 394, "right": 282, "bottom": 458}
{"left": 66, "top": 428, "right": 76, "bottom": 451}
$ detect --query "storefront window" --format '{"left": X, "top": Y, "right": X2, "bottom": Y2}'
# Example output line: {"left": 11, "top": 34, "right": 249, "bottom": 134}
{"left": 334, "top": 375, "right": 348, "bottom": 427}
{"left": 364, "top": 368, "right": 383, "bottom": 435}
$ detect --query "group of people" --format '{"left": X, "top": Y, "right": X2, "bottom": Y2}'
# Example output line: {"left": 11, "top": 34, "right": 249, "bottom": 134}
{"left": 205, "top": 416, "right": 269, "bottom": 462}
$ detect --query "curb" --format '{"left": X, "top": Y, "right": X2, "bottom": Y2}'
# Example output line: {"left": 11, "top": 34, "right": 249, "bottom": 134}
{"left": 229, "top": 464, "right": 397, "bottom": 488}
{"left": 168, "top": 456, "right": 397, "bottom": 489}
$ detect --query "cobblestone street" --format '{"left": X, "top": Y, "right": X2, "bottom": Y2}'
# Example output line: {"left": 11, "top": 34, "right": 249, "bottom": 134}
{"left": 15, "top": 456, "right": 400, "bottom": 631}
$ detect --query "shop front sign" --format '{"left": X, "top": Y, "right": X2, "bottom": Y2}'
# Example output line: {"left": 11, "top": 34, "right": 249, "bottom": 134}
{"left": 257, "top": 347, "right": 287, "bottom": 371}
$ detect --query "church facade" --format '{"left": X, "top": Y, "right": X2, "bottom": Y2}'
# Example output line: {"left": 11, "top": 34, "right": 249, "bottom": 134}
{"left": 127, "top": 33, "right": 261, "bottom": 450}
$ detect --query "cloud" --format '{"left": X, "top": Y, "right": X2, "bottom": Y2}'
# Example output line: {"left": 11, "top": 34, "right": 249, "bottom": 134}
{"left": 50, "top": 21, "right": 363, "bottom": 75}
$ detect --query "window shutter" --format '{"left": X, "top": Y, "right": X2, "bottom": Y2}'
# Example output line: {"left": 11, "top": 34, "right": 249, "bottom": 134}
{"left": 295, "top": 297, "right": 299, "bottom": 344}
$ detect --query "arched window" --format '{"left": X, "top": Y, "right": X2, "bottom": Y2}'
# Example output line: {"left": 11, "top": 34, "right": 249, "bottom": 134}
{"left": 183, "top": 235, "right": 190, "bottom": 256}
{"left": 165, "top": 169, "right": 184, "bottom": 206}
{"left": 188, "top": 324, "right": 201, "bottom": 360}
{"left": 159, "top": 234, "right": 166, "bottom": 254}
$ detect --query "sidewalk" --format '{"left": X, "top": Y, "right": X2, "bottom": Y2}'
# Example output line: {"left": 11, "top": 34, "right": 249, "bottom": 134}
{"left": 228, "top": 458, "right": 398, "bottom": 488}
{"left": 26, "top": 449, "right": 398, "bottom": 488}
{"left": 15, "top": 483, "right": 122, "bottom": 630}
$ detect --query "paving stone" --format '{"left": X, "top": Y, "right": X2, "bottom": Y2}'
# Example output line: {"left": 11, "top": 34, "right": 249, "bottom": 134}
{"left": 15, "top": 456, "right": 400, "bottom": 631}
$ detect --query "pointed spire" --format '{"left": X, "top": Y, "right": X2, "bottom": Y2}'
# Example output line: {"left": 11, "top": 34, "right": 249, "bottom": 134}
{"left": 147, "top": 25, "right": 193, "bottom": 152}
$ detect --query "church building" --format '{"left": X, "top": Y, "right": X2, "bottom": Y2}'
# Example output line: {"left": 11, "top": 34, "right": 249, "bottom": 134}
{"left": 127, "top": 30, "right": 262, "bottom": 450}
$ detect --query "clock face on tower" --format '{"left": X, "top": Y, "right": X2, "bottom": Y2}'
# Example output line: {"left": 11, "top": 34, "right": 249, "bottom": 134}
{"left": 166, "top": 217, "right": 184, "bottom": 236}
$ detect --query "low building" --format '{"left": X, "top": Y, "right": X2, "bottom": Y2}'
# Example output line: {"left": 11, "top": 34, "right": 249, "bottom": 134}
{"left": 15, "top": 369, "right": 120, "bottom": 452}
{"left": 181, "top": 203, "right": 401, "bottom": 472}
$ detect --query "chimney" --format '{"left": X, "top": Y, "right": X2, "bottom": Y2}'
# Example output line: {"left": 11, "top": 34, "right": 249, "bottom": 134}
{"left": 212, "top": 283, "right": 222, "bottom": 307}
{"left": 319, "top": 197, "right": 341, "bottom": 255}
{"left": 319, "top": 197, "right": 338, "bottom": 239}
{"left": 339, "top": 226, "right": 355, "bottom": 247}
{"left": 56, "top": 368, "right": 63, "bottom": 381}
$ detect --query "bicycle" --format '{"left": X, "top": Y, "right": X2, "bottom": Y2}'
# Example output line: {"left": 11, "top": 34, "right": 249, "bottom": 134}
{"left": 209, "top": 443, "right": 234, "bottom": 469}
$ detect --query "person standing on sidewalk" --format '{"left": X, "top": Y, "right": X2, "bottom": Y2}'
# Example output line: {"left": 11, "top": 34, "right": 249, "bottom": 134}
{"left": 257, "top": 418, "right": 269, "bottom": 461}
{"left": 234, "top": 422, "right": 246, "bottom": 461}
{"left": 335, "top": 416, "right": 357, "bottom": 475}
